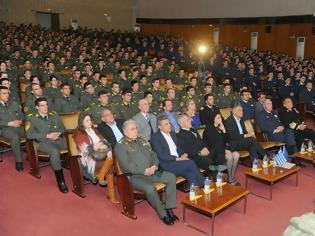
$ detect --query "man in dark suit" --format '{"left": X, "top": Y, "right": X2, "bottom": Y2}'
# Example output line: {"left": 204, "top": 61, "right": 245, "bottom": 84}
{"left": 239, "top": 90, "right": 255, "bottom": 122}
{"left": 199, "top": 93, "right": 220, "bottom": 126}
{"left": 279, "top": 97, "right": 315, "bottom": 151}
{"left": 151, "top": 115, "right": 204, "bottom": 187}
{"left": 225, "top": 104, "right": 267, "bottom": 162}
{"left": 176, "top": 113, "right": 214, "bottom": 171}
{"left": 256, "top": 98, "right": 298, "bottom": 158}
{"left": 97, "top": 108, "right": 124, "bottom": 148}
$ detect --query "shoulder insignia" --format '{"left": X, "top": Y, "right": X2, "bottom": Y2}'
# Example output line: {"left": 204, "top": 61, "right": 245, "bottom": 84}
{"left": 25, "top": 121, "right": 31, "bottom": 131}
{"left": 200, "top": 107, "right": 204, "bottom": 111}
{"left": 49, "top": 111, "right": 56, "bottom": 115}
{"left": 27, "top": 113, "right": 33, "bottom": 117}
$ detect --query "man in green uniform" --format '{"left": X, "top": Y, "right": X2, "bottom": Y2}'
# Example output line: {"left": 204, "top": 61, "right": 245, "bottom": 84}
{"left": 54, "top": 83, "right": 81, "bottom": 114}
{"left": 108, "top": 82, "right": 122, "bottom": 106}
{"left": 85, "top": 91, "right": 110, "bottom": 125}
{"left": 130, "top": 80, "right": 143, "bottom": 103}
{"left": 114, "top": 119, "right": 178, "bottom": 225}
{"left": 112, "top": 89, "right": 138, "bottom": 120}
{"left": 26, "top": 97, "right": 68, "bottom": 193}
{"left": 80, "top": 82, "right": 98, "bottom": 110}
{"left": 216, "top": 84, "right": 236, "bottom": 109}
{"left": 0, "top": 86, "right": 25, "bottom": 171}
{"left": 25, "top": 83, "right": 54, "bottom": 114}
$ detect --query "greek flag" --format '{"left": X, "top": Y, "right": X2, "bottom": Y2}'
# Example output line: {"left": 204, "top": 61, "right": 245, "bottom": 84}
{"left": 275, "top": 146, "right": 289, "bottom": 166}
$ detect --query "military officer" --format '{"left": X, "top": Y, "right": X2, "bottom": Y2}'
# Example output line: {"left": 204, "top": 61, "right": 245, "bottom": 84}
{"left": 26, "top": 97, "right": 68, "bottom": 193}
{"left": 216, "top": 84, "right": 236, "bottom": 109}
{"left": 108, "top": 82, "right": 122, "bottom": 106}
{"left": 0, "top": 86, "right": 25, "bottom": 171}
{"left": 149, "top": 78, "right": 165, "bottom": 105}
{"left": 114, "top": 119, "right": 177, "bottom": 225}
{"left": 279, "top": 97, "right": 315, "bottom": 151}
{"left": 25, "top": 83, "right": 54, "bottom": 114}
{"left": 80, "top": 82, "right": 98, "bottom": 110}
{"left": 72, "top": 75, "right": 88, "bottom": 98}
{"left": 54, "top": 83, "right": 81, "bottom": 114}
{"left": 144, "top": 91, "right": 161, "bottom": 115}
{"left": 130, "top": 80, "right": 143, "bottom": 103}
{"left": 199, "top": 93, "right": 220, "bottom": 126}
{"left": 85, "top": 91, "right": 110, "bottom": 125}
{"left": 180, "top": 86, "right": 201, "bottom": 110}
{"left": 112, "top": 89, "right": 138, "bottom": 120}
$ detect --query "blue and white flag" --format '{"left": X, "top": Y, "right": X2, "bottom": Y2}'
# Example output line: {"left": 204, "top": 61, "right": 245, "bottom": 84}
{"left": 275, "top": 146, "right": 289, "bottom": 166}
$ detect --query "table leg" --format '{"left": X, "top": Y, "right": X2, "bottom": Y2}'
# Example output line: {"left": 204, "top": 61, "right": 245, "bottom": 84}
{"left": 296, "top": 172, "right": 299, "bottom": 187}
{"left": 183, "top": 205, "right": 186, "bottom": 223}
{"left": 245, "top": 176, "right": 248, "bottom": 188}
{"left": 243, "top": 196, "right": 247, "bottom": 214}
{"left": 269, "top": 184, "right": 273, "bottom": 200}
{"left": 211, "top": 213, "right": 215, "bottom": 236}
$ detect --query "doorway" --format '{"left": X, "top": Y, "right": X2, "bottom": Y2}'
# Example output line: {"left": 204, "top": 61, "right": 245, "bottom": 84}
{"left": 36, "top": 11, "right": 60, "bottom": 30}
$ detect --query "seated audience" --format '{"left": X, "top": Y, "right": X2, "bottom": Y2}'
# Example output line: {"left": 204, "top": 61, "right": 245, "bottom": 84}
{"left": 115, "top": 120, "right": 178, "bottom": 225}
{"left": 97, "top": 108, "right": 124, "bottom": 148}
{"left": 183, "top": 99, "right": 201, "bottom": 129}
{"left": 26, "top": 97, "right": 68, "bottom": 193}
{"left": 151, "top": 115, "right": 204, "bottom": 186}
{"left": 199, "top": 93, "right": 220, "bottom": 127}
{"left": 132, "top": 99, "right": 157, "bottom": 141}
{"left": 239, "top": 90, "right": 256, "bottom": 122}
{"left": 159, "top": 99, "right": 180, "bottom": 133}
{"left": 73, "top": 113, "right": 118, "bottom": 203}
{"left": 279, "top": 97, "right": 315, "bottom": 150}
{"left": 176, "top": 113, "right": 214, "bottom": 172}
{"left": 225, "top": 103, "right": 267, "bottom": 162}
{"left": 203, "top": 112, "right": 240, "bottom": 185}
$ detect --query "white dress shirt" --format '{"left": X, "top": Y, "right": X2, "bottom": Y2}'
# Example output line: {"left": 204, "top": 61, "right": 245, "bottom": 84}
{"left": 161, "top": 131, "right": 178, "bottom": 157}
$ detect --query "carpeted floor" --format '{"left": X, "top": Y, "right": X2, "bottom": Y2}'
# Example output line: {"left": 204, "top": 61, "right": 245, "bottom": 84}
{"left": 1, "top": 150, "right": 314, "bottom": 236}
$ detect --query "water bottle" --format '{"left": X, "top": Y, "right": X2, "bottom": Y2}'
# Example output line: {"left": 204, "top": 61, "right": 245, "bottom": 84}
{"left": 216, "top": 172, "right": 222, "bottom": 185}
{"left": 189, "top": 183, "right": 195, "bottom": 201}
{"left": 272, "top": 154, "right": 277, "bottom": 167}
{"left": 307, "top": 140, "right": 313, "bottom": 152}
{"left": 204, "top": 177, "right": 211, "bottom": 192}
{"left": 300, "top": 142, "right": 306, "bottom": 152}
{"left": 262, "top": 156, "right": 269, "bottom": 168}
{"left": 252, "top": 159, "right": 258, "bottom": 171}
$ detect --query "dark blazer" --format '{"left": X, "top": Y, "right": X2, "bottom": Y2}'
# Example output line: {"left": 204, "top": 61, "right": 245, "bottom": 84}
{"left": 199, "top": 105, "right": 220, "bottom": 126}
{"left": 97, "top": 119, "right": 124, "bottom": 148}
{"left": 150, "top": 130, "right": 184, "bottom": 164}
{"left": 225, "top": 115, "right": 248, "bottom": 142}
{"left": 176, "top": 128, "right": 206, "bottom": 156}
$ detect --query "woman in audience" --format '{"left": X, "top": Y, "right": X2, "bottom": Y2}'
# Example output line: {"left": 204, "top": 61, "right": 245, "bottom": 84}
{"left": 203, "top": 111, "right": 240, "bottom": 185}
{"left": 184, "top": 99, "right": 201, "bottom": 129}
{"left": 74, "top": 113, "right": 119, "bottom": 203}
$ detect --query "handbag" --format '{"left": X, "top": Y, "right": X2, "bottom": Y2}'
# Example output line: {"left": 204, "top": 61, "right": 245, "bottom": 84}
{"left": 86, "top": 134, "right": 112, "bottom": 161}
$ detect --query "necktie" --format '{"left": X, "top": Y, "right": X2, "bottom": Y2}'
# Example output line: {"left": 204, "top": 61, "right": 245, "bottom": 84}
{"left": 44, "top": 115, "right": 48, "bottom": 120}
{"left": 4, "top": 102, "right": 8, "bottom": 109}
{"left": 65, "top": 96, "right": 70, "bottom": 101}
{"left": 190, "top": 129, "right": 197, "bottom": 138}
{"left": 146, "top": 114, "right": 154, "bottom": 134}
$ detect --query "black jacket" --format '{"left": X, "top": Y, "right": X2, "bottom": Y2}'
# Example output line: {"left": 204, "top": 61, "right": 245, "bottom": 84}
{"left": 225, "top": 115, "right": 248, "bottom": 142}
{"left": 97, "top": 119, "right": 125, "bottom": 148}
{"left": 176, "top": 128, "right": 207, "bottom": 156}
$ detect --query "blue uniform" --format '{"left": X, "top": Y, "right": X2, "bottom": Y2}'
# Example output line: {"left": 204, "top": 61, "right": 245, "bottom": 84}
{"left": 239, "top": 99, "right": 255, "bottom": 120}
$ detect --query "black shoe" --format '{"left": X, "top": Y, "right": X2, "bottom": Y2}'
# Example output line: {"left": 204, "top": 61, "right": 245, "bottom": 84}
{"left": 166, "top": 209, "right": 179, "bottom": 222}
{"left": 0, "top": 156, "right": 3, "bottom": 162}
{"left": 15, "top": 162, "right": 23, "bottom": 172}
{"left": 54, "top": 169, "right": 69, "bottom": 193}
{"left": 161, "top": 216, "right": 174, "bottom": 225}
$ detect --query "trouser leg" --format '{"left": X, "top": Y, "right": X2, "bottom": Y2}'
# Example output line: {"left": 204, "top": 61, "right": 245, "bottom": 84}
{"left": 2, "top": 128, "right": 23, "bottom": 162}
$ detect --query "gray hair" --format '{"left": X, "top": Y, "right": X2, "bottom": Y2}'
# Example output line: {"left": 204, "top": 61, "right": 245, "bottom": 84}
{"left": 156, "top": 114, "right": 169, "bottom": 129}
{"left": 122, "top": 119, "right": 137, "bottom": 134}
{"left": 177, "top": 113, "right": 189, "bottom": 127}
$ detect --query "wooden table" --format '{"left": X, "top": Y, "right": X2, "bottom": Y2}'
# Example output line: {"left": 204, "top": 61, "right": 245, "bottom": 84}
{"left": 295, "top": 151, "right": 315, "bottom": 165}
{"left": 181, "top": 184, "right": 249, "bottom": 236}
{"left": 244, "top": 165, "right": 300, "bottom": 200}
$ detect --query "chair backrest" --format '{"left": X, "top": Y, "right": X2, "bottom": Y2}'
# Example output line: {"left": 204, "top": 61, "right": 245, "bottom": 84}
{"left": 60, "top": 112, "right": 79, "bottom": 131}
{"left": 244, "top": 120, "right": 256, "bottom": 138}
{"left": 197, "top": 128, "right": 205, "bottom": 138}
{"left": 113, "top": 153, "right": 124, "bottom": 175}
{"left": 220, "top": 108, "right": 232, "bottom": 120}
{"left": 19, "top": 82, "right": 28, "bottom": 93}
{"left": 66, "top": 132, "right": 79, "bottom": 156}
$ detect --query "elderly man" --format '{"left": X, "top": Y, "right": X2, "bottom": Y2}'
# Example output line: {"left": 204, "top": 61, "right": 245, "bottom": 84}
{"left": 132, "top": 99, "right": 157, "bottom": 141}
{"left": 151, "top": 115, "right": 204, "bottom": 187}
{"left": 256, "top": 98, "right": 299, "bottom": 163}
{"left": 176, "top": 113, "right": 214, "bottom": 171}
{"left": 225, "top": 103, "right": 267, "bottom": 162}
{"left": 97, "top": 108, "right": 124, "bottom": 148}
{"left": 115, "top": 120, "right": 178, "bottom": 225}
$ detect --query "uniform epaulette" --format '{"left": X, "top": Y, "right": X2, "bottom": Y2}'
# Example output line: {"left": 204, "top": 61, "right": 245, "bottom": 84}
{"left": 49, "top": 111, "right": 56, "bottom": 115}
{"left": 84, "top": 107, "right": 90, "bottom": 111}
{"left": 27, "top": 113, "right": 34, "bottom": 117}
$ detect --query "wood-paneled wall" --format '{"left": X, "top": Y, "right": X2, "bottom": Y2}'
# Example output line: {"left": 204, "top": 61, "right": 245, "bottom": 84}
{"left": 140, "top": 23, "right": 315, "bottom": 58}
